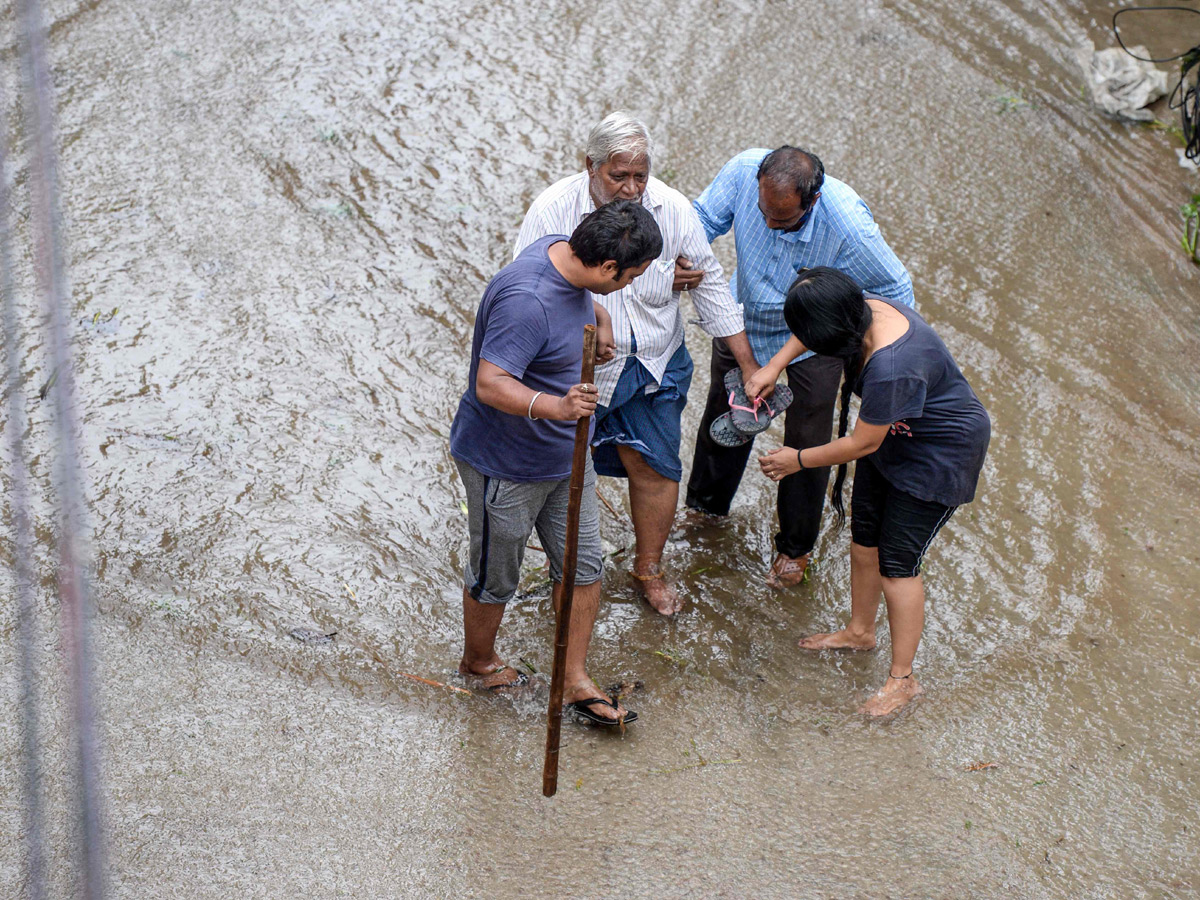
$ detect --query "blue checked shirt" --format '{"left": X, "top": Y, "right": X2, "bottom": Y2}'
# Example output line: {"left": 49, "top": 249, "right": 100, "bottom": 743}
{"left": 694, "top": 149, "right": 914, "bottom": 366}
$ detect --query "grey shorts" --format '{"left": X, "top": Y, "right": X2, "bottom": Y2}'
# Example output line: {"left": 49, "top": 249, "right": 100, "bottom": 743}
{"left": 455, "top": 457, "right": 602, "bottom": 605}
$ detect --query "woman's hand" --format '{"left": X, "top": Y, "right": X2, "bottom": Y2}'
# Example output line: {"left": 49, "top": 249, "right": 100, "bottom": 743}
{"left": 744, "top": 367, "right": 778, "bottom": 401}
{"left": 759, "top": 447, "right": 801, "bottom": 482}
{"left": 747, "top": 336, "right": 805, "bottom": 400}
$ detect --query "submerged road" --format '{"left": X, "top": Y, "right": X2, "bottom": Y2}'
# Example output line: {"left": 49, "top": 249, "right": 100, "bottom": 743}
{"left": 1, "top": 0, "right": 1199, "bottom": 896}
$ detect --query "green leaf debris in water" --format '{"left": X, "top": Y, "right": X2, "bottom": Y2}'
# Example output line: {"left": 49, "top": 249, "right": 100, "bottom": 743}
{"left": 651, "top": 739, "right": 741, "bottom": 775}
{"left": 993, "top": 90, "right": 1033, "bottom": 113}
{"left": 653, "top": 648, "right": 689, "bottom": 667}
{"left": 1181, "top": 194, "right": 1200, "bottom": 264}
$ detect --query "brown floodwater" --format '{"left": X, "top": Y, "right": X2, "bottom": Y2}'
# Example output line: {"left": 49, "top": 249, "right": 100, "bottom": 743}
{"left": 2, "top": 0, "right": 1199, "bottom": 896}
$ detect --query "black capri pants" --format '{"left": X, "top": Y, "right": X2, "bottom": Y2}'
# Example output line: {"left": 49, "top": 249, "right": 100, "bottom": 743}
{"left": 850, "top": 455, "right": 956, "bottom": 578}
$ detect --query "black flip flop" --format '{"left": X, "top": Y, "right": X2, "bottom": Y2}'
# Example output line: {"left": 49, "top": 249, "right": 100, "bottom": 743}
{"left": 567, "top": 696, "right": 639, "bottom": 727}
{"left": 709, "top": 411, "right": 752, "bottom": 448}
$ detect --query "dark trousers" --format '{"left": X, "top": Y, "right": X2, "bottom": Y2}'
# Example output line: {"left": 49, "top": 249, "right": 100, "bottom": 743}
{"left": 686, "top": 337, "right": 844, "bottom": 558}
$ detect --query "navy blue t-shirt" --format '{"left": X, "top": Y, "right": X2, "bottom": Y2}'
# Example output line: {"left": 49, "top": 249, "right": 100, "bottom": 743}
{"left": 450, "top": 235, "right": 595, "bottom": 482}
{"left": 855, "top": 298, "right": 991, "bottom": 507}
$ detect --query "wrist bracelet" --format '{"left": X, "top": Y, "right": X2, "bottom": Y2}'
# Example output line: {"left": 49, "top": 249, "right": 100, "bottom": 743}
{"left": 527, "top": 391, "right": 544, "bottom": 420}
{"left": 797, "top": 449, "right": 805, "bottom": 469}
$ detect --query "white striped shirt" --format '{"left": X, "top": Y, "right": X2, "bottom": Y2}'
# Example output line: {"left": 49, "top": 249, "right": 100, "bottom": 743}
{"left": 514, "top": 173, "right": 745, "bottom": 406}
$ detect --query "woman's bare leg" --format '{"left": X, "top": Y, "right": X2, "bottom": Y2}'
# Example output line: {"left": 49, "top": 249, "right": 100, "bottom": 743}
{"left": 859, "top": 574, "right": 926, "bottom": 716}
{"left": 797, "top": 542, "right": 882, "bottom": 650}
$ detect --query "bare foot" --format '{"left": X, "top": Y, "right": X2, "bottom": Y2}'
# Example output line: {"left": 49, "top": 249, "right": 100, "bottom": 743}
{"left": 563, "top": 678, "right": 631, "bottom": 722}
{"left": 458, "top": 659, "right": 526, "bottom": 692}
{"left": 633, "top": 569, "right": 684, "bottom": 616}
{"left": 797, "top": 628, "right": 877, "bottom": 651}
{"left": 858, "top": 675, "right": 924, "bottom": 717}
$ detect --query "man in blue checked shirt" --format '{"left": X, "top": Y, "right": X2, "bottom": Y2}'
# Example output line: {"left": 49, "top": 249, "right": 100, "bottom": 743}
{"left": 684, "top": 147, "right": 914, "bottom": 588}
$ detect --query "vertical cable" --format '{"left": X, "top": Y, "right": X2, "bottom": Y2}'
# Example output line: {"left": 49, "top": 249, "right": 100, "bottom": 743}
{"left": 16, "top": 0, "right": 105, "bottom": 895}
{"left": 0, "top": 67, "right": 47, "bottom": 900}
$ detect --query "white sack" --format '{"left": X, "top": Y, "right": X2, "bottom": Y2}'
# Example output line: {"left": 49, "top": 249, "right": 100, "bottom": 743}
{"left": 1075, "top": 41, "right": 1169, "bottom": 121}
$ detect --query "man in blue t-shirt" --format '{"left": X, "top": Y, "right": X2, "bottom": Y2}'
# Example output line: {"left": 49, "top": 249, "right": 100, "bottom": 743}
{"left": 449, "top": 200, "right": 662, "bottom": 726}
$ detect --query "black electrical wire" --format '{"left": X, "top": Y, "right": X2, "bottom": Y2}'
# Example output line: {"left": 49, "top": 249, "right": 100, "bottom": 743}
{"left": 1112, "top": 6, "right": 1200, "bottom": 161}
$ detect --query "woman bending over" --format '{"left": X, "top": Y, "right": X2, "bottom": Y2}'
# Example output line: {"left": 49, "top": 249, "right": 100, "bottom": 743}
{"left": 746, "top": 267, "right": 990, "bottom": 716}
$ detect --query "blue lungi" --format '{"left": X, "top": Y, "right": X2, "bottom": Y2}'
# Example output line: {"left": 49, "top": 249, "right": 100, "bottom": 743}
{"left": 592, "top": 342, "right": 693, "bottom": 482}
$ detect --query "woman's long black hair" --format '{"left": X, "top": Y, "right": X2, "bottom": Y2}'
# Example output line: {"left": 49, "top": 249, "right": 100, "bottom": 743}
{"left": 783, "top": 267, "right": 873, "bottom": 527}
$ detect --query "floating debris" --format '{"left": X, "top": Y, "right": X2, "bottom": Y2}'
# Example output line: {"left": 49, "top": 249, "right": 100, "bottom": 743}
{"left": 993, "top": 91, "right": 1034, "bottom": 114}
{"left": 400, "top": 672, "right": 471, "bottom": 696}
{"left": 1073, "top": 40, "right": 1167, "bottom": 121}
{"left": 964, "top": 761, "right": 1001, "bottom": 772}
{"left": 288, "top": 627, "right": 337, "bottom": 644}
{"left": 606, "top": 679, "right": 644, "bottom": 696}
{"left": 653, "top": 648, "right": 689, "bottom": 667}
{"left": 652, "top": 740, "right": 741, "bottom": 776}
{"left": 596, "top": 487, "right": 626, "bottom": 523}
{"left": 37, "top": 366, "right": 58, "bottom": 400}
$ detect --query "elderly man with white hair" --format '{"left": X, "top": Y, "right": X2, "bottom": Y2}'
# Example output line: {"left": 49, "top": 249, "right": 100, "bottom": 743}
{"left": 515, "top": 112, "right": 760, "bottom": 616}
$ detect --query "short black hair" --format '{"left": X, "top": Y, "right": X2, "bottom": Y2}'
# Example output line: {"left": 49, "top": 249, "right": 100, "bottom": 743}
{"left": 757, "top": 146, "right": 825, "bottom": 207}
{"left": 569, "top": 199, "right": 663, "bottom": 276}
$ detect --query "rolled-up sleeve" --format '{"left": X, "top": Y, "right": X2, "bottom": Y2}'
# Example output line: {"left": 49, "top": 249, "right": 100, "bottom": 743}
{"left": 680, "top": 205, "right": 744, "bottom": 338}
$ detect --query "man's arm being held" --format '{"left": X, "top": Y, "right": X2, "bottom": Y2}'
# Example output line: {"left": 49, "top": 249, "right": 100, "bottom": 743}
{"left": 476, "top": 359, "right": 597, "bottom": 421}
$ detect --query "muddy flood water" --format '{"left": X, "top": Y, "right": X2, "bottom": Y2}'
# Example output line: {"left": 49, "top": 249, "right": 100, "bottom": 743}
{"left": 2, "top": 0, "right": 1199, "bottom": 896}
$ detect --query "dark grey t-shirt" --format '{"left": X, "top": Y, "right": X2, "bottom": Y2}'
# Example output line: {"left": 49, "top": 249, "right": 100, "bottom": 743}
{"left": 450, "top": 235, "right": 595, "bottom": 482}
{"left": 856, "top": 299, "right": 990, "bottom": 507}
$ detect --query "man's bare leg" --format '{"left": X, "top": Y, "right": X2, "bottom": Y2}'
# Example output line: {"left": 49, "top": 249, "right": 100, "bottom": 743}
{"left": 458, "top": 587, "right": 523, "bottom": 688}
{"left": 798, "top": 542, "right": 882, "bottom": 650}
{"left": 617, "top": 444, "right": 683, "bottom": 615}
{"left": 859, "top": 574, "right": 926, "bottom": 716}
{"left": 552, "top": 580, "right": 630, "bottom": 720}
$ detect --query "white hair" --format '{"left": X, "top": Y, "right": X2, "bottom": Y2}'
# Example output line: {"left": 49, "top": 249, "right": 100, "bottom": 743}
{"left": 585, "top": 111, "right": 653, "bottom": 168}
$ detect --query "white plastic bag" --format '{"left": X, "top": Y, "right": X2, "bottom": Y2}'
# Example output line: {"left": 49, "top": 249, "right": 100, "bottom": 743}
{"left": 1074, "top": 41, "right": 1169, "bottom": 121}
